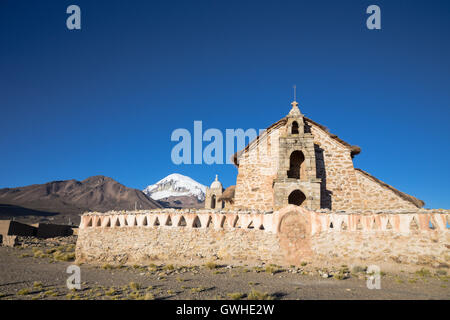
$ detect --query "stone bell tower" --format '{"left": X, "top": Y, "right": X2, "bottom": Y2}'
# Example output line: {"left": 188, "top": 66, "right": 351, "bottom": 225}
{"left": 272, "top": 100, "right": 321, "bottom": 210}
{"left": 205, "top": 175, "right": 224, "bottom": 210}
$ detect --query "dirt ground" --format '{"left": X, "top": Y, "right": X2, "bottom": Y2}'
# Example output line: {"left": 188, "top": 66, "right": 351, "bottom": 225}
{"left": 0, "top": 237, "right": 449, "bottom": 300}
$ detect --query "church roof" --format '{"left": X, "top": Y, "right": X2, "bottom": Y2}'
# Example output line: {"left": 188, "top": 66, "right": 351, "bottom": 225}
{"left": 304, "top": 117, "right": 361, "bottom": 157}
{"left": 218, "top": 185, "right": 235, "bottom": 202}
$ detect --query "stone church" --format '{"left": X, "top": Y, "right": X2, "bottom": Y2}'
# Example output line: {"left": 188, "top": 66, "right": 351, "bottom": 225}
{"left": 77, "top": 99, "right": 447, "bottom": 270}
{"left": 206, "top": 99, "right": 424, "bottom": 212}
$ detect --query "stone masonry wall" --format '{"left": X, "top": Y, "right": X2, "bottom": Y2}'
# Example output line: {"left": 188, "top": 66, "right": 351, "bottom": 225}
{"left": 234, "top": 127, "right": 281, "bottom": 211}
{"left": 352, "top": 170, "right": 418, "bottom": 210}
{"left": 311, "top": 230, "right": 448, "bottom": 267}
{"left": 77, "top": 227, "right": 282, "bottom": 266}
{"left": 292, "top": 206, "right": 449, "bottom": 267}
{"left": 309, "top": 122, "right": 357, "bottom": 210}
{"left": 76, "top": 207, "right": 449, "bottom": 268}
{"left": 76, "top": 209, "right": 284, "bottom": 266}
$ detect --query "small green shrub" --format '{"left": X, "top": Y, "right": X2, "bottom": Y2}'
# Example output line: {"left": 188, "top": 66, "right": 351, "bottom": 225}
{"left": 128, "top": 291, "right": 141, "bottom": 300}
{"left": 227, "top": 292, "right": 245, "bottom": 300}
{"left": 265, "top": 266, "right": 281, "bottom": 274}
{"left": 334, "top": 273, "right": 345, "bottom": 280}
{"left": 105, "top": 287, "right": 117, "bottom": 296}
{"left": 205, "top": 261, "right": 217, "bottom": 270}
{"left": 164, "top": 264, "right": 175, "bottom": 271}
{"left": 17, "top": 288, "right": 31, "bottom": 296}
{"left": 53, "top": 251, "right": 75, "bottom": 262}
{"left": 253, "top": 266, "right": 264, "bottom": 273}
{"left": 144, "top": 293, "right": 155, "bottom": 300}
{"left": 44, "top": 289, "right": 58, "bottom": 297}
{"left": 33, "top": 250, "right": 47, "bottom": 259}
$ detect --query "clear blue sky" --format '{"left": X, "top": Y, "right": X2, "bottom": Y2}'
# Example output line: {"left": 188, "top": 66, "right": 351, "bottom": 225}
{"left": 1, "top": 0, "right": 449, "bottom": 209}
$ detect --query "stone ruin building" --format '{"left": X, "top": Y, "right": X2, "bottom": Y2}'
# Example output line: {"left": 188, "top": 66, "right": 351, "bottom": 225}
{"left": 76, "top": 99, "right": 449, "bottom": 269}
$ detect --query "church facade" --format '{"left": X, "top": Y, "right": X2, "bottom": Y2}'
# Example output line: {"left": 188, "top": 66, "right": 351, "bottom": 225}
{"left": 207, "top": 100, "right": 424, "bottom": 212}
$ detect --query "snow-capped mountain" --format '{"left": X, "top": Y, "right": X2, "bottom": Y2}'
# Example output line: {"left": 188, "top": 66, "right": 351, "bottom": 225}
{"left": 143, "top": 173, "right": 206, "bottom": 203}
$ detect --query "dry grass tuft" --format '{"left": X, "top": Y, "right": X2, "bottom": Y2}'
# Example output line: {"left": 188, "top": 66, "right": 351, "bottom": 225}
{"left": 129, "top": 282, "right": 140, "bottom": 291}
{"left": 227, "top": 292, "right": 245, "bottom": 300}
{"left": 247, "top": 289, "right": 274, "bottom": 300}
{"left": 205, "top": 261, "right": 218, "bottom": 270}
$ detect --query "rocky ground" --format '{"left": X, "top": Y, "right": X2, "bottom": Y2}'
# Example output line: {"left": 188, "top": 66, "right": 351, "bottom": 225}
{"left": 0, "top": 237, "right": 449, "bottom": 300}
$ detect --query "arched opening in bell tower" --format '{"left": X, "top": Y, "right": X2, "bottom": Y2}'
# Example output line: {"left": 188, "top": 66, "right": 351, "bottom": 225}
{"left": 287, "top": 150, "right": 305, "bottom": 179}
{"left": 291, "top": 121, "right": 299, "bottom": 134}
{"left": 211, "top": 195, "right": 216, "bottom": 209}
{"left": 288, "top": 190, "right": 306, "bottom": 206}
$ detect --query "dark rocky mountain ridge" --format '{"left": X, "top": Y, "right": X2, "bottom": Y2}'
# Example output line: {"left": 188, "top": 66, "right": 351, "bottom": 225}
{"left": 0, "top": 176, "right": 161, "bottom": 224}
